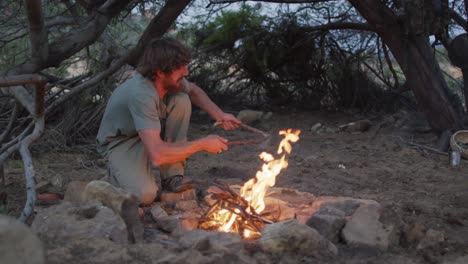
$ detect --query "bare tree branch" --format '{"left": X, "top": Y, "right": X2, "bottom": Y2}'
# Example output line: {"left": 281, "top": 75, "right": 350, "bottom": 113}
{"left": 127, "top": 0, "right": 192, "bottom": 66}
{"left": 0, "top": 75, "right": 45, "bottom": 222}
{"left": 18, "top": 83, "right": 45, "bottom": 222}
{"left": 0, "top": 17, "right": 79, "bottom": 46}
{"left": 17, "top": 116, "right": 44, "bottom": 222}
{"left": 25, "top": 0, "right": 48, "bottom": 65}
{"left": 465, "top": 0, "right": 468, "bottom": 18}
{"left": 209, "top": 0, "right": 332, "bottom": 4}
{"left": 450, "top": 9, "right": 468, "bottom": 32}
{"left": 382, "top": 42, "right": 399, "bottom": 88}
{"left": 11, "top": 0, "right": 132, "bottom": 74}
{"left": 47, "top": 0, "right": 193, "bottom": 113}
{"left": 1, "top": 1, "right": 132, "bottom": 120}
{"left": 0, "top": 101, "right": 18, "bottom": 144}
{"left": 60, "top": 0, "right": 81, "bottom": 18}
{"left": 45, "top": 57, "right": 126, "bottom": 115}
{"left": 302, "top": 21, "right": 376, "bottom": 32}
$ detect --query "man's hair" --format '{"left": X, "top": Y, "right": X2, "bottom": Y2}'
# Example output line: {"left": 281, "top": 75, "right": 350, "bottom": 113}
{"left": 137, "top": 37, "right": 191, "bottom": 79}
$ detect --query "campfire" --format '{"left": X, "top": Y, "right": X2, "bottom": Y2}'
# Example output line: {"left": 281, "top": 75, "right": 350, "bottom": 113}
{"left": 199, "top": 129, "right": 301, "bottom": 239}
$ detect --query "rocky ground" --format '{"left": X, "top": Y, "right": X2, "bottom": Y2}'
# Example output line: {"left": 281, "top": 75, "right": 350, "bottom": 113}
{"left": 1, "top": 109, "right": 468, "bottom": 263}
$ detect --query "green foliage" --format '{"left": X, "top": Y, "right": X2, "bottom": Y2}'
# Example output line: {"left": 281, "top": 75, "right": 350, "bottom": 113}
{"left": 178, "top": 4, "right": 399, "bottom": 111}
{"left": 200, "top": 5, "right": 264, "bottom": 49}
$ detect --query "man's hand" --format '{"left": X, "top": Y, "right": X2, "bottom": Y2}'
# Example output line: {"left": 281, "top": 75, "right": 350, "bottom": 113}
{"left": 200, "top": 135, "right": 228, "bottom": 154}
{"left": 217, "top": 113, "right": 241, "bottom": 130}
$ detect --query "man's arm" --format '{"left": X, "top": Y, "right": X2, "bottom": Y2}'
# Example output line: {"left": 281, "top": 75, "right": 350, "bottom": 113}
{"left": 139, "top": 129, "right": 227, "bottom": 167}
{"left": 187, "top": 82, "right": 240, "bottom": 130}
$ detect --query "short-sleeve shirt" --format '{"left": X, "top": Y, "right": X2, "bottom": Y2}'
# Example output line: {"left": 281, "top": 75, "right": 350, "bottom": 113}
{"left": 96, "top": 73, "right": 190, "bottom": 156}
{"left": 96, "top": 73, "right": 191, "bottom": 156}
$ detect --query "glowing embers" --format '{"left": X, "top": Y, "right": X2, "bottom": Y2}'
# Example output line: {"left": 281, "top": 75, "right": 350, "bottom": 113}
{"left": 199, "top": 129, "right": 301, "bottom": 239}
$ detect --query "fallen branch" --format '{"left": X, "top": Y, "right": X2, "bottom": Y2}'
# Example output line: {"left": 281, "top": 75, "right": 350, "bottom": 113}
{"left": 18, "top": 116, "right": 44, "bottom": 222}
{"left": 0, "top": 75, "right": 46, "bottom": 222}
{"left": 228, "top": 140, "right": 261, "bottom": 146}
{"left": 394, "top": 136, "right": 448, "bottom": 156}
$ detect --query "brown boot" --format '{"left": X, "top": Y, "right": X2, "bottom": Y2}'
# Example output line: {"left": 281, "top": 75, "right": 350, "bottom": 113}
{"left": 161, "top": 175, "right": 195, "bottom": 193}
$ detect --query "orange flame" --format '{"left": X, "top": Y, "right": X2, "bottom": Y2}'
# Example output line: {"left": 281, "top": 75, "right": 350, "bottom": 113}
{"left": 211, "top": 129, "right": 301, "bottom": 237}
{"left": 240, "top": 129, "right": 301, "bottom": 215}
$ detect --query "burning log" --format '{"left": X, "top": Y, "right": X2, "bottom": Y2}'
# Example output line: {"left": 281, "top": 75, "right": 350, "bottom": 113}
{"left": 199, "top": 183, "right": 266, "bottom": 239}
{"left": 199, "top": 129, "right": 301, "bottom": 239}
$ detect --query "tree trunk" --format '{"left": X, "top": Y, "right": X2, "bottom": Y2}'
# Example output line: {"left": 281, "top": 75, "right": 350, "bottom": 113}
{"left": 462, "top": 67, "right": 468, "bottom": 112}
{"left": 349, "top": 0, "right": 464, "bottom": 133}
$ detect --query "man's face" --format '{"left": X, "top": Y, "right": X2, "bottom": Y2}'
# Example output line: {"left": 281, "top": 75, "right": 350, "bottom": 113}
{"left": 158, "top": 65, "right": 189, "bottom": 93}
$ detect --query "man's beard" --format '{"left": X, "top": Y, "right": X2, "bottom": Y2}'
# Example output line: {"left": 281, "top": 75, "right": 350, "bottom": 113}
{"left": 163, "top": 77, "right": 184, "bottom": 93}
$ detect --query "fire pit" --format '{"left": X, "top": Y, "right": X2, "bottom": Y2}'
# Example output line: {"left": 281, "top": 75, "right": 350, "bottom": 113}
{"left": 199, "top": 129, "right": 301, "bottom": 239}
{"left": 143, "top": 127, "right": 399, "bottom": 255}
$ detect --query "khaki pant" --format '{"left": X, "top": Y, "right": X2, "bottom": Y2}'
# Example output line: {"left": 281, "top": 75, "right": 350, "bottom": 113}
{"left": 107, "top": 93, "right": 191, "bottom": 205}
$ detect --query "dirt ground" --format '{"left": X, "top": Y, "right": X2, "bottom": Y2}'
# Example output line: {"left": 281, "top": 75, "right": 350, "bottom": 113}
{"left": 2, "top": 110, "right": 468, "bottom": 263}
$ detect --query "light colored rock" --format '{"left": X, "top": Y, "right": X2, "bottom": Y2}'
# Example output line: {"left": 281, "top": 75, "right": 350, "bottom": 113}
{"left": 260, "top": 219, "right": 338, "bottom": 257}
{"left": 32, "top": 201, "right": 128, "bottom": 244}
{"left": 67, "top": 179, "right": 145, "bottom": 242}
{"left": 82, "top": 180, "right": 143, "bottom": 243}
{"left": 63, "top": 181, "right": 89, "bottom": 202}
{"left": 306, "top": 213, "right": 346, "bottom": 243}
{"left": 50, "top": 173, "right": 69, "bottom": 190}
{"left": 0, "top": 215, "right": 45, "bottom": 264}
{"left": 46, "top": 235, "right": 258, "bottom": 264}
{"left": 150, "top": 204, "right": 168, "bottom": 221}
{"left": 316, "top": 205, "right": 346, "bottom": 217}
{"left": 179, "top": 211, "right": 201, "bottom": 231}
{"left": 403, "top": 222, "right": 426, "bottom": 245}
{"left": 417, "top": 229, "right": 445, "bottom": 250}
{"left": 157, "top": 239, "right": 256, "bottom": 264}
{"left": 156, "top": 215, "right": 181, "bottom": 233}
{"left": 311, "top": 196, "right": 380, "bottom": 216}
{"left": 82, "top": 181, "right": 138, "bottom": 215}
{"left": 442, "top": 255, "right": 468, "bottom": 264}
{"left": 35, "top": 180, "right": 52, "bottom": 193}
{"left": 156, "top": 211, "right": 200, "bottom": 234}
{"left": 46, "top": 238, "right": 132, "bottom": 264}
{"left": 342, "top": 204, "right": 398, "bottom": 251}
{"left": 178, "top": 229, "right": 243, "bottom": 252}
{"left": 175, "top": 200, "right": 199, "bottom": 211}
{"left": 262, "top": 187, "right": 316, "bottom": 222}
{"left": 160, "top": 189, "right": 196, "bottom": 204}
{"left": 310, "top": 123, "right": 323, "bottom": 133}
{"left": 237, "top": 110, "right": 272, "bottom": 125}
{"left": 339, "top": 119, "right": 372, "bottom": 133}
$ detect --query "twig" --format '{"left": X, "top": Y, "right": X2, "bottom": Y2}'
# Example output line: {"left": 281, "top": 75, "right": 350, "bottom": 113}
{"left": 0, "top": 101, "right": 18, "bottom": 144}
{"left": 394, "top": 136, "right": 448, "bottom": 156}
{"left": 214, "top": 121, "right": 270, "bottom": 137}
{"left": 218, "top": 199, "right": 262, "bottom": 233}
{"left": 228, "top": 140, "right": 260, "bottom": 146}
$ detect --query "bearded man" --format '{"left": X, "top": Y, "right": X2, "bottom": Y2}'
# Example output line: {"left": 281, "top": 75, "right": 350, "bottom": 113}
{"left": 96, "top": 37, "right": 240, "bottom": 205}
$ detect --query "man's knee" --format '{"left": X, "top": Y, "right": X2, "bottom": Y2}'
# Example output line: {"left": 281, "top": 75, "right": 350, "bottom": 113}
{"left": 139, "top": 185, "right": 158, "bottom": 205}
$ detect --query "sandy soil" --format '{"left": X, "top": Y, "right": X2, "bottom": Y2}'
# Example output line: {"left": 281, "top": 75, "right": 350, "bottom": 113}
{"left": 1, "top": 110, "right": 468, "bottom": 263}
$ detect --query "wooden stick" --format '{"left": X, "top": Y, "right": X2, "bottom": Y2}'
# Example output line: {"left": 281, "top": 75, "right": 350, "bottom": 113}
{"left": 394, "top": 136, "right": 447, "bottom": 156}
{"left": 228, "top": 140, "right": 261, "bottom": 146}
{"left": 239, "top": 123, "right": 270, "bottom": 138}
{"left": 214, "top": 121, "right": 270, "bottom": 137}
